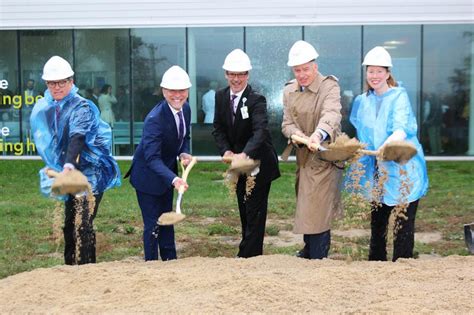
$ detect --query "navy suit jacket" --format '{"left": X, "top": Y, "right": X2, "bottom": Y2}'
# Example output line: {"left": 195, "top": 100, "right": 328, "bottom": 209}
{"left": 129, "top": 100, "right": 191, "bottom": 196}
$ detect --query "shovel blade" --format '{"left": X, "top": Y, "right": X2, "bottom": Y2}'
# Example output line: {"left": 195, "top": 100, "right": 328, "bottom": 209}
{"left": 229, "top": 158, "right": 260, "bottom": 174}
{"left": 51, "top": 170, "right": 90, "bottom": 195}
{"left": 158, "top": 212, "right": 186, "bottom": 226}
{"left": 381, "top": 141, "right": 417, "bottom": 163}
{"left": 464, "top": 223, "right": 474, "bottom": 254}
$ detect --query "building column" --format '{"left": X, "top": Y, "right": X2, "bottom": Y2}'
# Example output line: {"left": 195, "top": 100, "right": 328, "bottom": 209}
{"left": 187, "top": 31, "right": 197, "bottom": 124}
{"left": 468, "top": 39, "right": 474, "bottom": 155}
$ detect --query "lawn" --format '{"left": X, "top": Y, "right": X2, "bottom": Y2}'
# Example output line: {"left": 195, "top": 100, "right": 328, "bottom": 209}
{"left": 0, "top": 160, "right": 473, "bottom": 278}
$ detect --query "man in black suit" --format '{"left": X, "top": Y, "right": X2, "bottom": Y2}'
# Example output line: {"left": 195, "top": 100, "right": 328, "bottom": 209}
{"left": 212, "top": 49, "right": 280, "bottom": 258}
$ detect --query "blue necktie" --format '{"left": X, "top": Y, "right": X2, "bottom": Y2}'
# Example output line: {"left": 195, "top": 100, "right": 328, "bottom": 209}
{"left": 177, "top": 111, "right": 184, "bottom": 143}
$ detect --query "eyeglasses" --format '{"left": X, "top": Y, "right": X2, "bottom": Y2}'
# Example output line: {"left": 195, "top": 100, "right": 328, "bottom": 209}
{"left": 226, "top": 72, "right": 248, "bottom": 78}
{"left": 46, "top": 79, "right": 70, "bottom": 88}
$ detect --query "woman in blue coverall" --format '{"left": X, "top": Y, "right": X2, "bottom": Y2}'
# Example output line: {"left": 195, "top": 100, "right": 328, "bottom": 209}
{"left": 347, "top": 46, "right": 429, "bottom": 261}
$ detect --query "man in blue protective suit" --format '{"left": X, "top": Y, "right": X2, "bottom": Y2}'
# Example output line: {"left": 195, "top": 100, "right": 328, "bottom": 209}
{"left": 30, "top": 56, "right": 121, "bottom": 265}
{"left": 127, "top": 65, "right": 193, "bottom": 261}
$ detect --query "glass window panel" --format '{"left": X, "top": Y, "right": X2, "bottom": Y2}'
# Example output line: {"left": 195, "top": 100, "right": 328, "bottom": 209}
{"left": 19, "top": 30, "right": 73, "bottom": 153}
{"left": 188, "top": 27, "right": 243, "bottom": 155}
{"left": 0, "top": 31, "right": 20, "bottom": 156}
{"left": 131, "top": 28, "right": 185, "bottom": 120}
{"left": 422, "top": 24, "right": 474, "bottom": 156}
{"left": 363, "top": 25, "right": 421, "bottom": 122}
{"left": 246, "top": 26, "right": 302, "bottom": 153}
{"left": 131, "top": 28, "right": 185, "bottom": 153}
{"left": 305, "top": 26, "right": 362, "bottom": 137}
{"left": 75, "top": 29, "right": 130, "bottom": 155}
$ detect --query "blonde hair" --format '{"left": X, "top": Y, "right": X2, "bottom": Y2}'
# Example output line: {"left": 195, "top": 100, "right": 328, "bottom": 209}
{"left": 365, "top": 66, "right": 398, "bottom": 95}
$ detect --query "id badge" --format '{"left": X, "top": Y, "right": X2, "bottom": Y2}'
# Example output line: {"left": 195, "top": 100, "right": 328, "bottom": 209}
{"left": 240, "top": 106, "right": 249, "bottom": 119}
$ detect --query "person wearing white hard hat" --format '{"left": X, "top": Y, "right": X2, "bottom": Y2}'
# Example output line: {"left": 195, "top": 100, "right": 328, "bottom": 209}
{"left": 346, "top": 46, "right": 428, "bottom": 261}
{"left": 127, "top": 65, "right": 193, "bottom": 261}
{"left": 213, "top": 49, "right": 280, "bottom": 258}
{"left": 281, "top": 40, "right": 343, "bottom": 259}
{"left": 30, "top": 55, "right": 121, "bottom": 265}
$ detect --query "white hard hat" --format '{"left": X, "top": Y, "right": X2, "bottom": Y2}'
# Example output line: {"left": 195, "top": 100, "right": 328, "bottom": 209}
{"left": 42, "top": 56, "right": 74, "bottom": 81}
{"left": 222, "top": 49, "right": 252, "bottom": 72}
{"left": 160, "top": 65, "right": 192, "bottom": 90}
{"left": 287, "top": 40, "right": 319, "bottom": 67}
{"left": 362, "top": 46, "right": 393, "bottom": 68}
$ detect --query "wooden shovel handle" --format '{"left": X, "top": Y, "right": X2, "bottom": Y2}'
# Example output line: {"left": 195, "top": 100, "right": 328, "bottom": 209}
{"left": 181, "top": 157, "right": 197, "bottom": 181}
{"left": 45, "top": 169, "right": 60, "bottom": 178}
{"left": 359, "top": 149, "right": 379, "bottom": 156}
{"left": 222, "top": 156, "right": 233, "bottom": 163}
{"left": 290, "top": 134, "right": 320, "bottom": 151}
{"left": 178, "top": 157, "right": 197, "bottom": 194}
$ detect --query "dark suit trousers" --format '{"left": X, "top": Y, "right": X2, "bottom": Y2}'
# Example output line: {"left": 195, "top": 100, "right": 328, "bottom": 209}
{"left": 236, "top": 176, "right": 271, "bottom": 258}
{"left": 136, "top": 190, "right": 177, "bottom": 261}
{"left": 369, "top": 200, "right": 419, "bottom": 262}
{"left": 64, "top": 193, "right": 103, "bottom": 265}
{"left": 303, "top": 230, "right": 331, "bottom": 259}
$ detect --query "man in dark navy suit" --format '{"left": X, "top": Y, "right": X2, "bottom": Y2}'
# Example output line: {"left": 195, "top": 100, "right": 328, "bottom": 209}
{"left": 213, "top": 49, "right": 280, "bottom": 258}
{"left": 128, "top": 65, "right": 193, "bottom": 261}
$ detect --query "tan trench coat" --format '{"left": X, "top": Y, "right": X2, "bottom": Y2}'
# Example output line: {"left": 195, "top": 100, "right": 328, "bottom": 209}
{"left": 282, "top": 72, "right": 343, "bottom": 234}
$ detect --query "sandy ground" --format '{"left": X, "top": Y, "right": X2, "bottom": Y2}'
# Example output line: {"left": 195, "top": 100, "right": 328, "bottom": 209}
{"left": 0, "top": 255, "right": 472, "bottom": 313}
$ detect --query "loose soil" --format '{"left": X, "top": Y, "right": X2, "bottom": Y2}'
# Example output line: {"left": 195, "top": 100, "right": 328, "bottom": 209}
{"left": 0, "top": 255, "right": 472, "bottom": 313}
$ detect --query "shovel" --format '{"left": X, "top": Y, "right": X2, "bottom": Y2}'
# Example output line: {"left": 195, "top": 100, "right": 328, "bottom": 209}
{"left": 158, "top": 157, "right": 197, "bottom": 226}
{"left": 291, "top": 134, "right": 417, "bottom": 164}
{"left": 222, "top": 156, "right": 260, "bottom": 174}
{"left": 45, "top": 169, "right": 90, "bottom": 195}
{"left": 464, "top": 223, "right": 474, "bottom": 254}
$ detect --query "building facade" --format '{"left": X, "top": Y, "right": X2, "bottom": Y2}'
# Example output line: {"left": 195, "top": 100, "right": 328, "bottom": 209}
{"left": 1, "top": 0, "right": 473, "bottom": 157}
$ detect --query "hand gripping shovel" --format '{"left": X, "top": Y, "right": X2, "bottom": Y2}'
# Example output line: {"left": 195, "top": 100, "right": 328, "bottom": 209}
{"left": 45, "top": 169, "right": 90, "bottom": 195}
{"left": 158, "top": 157, "right": 197, "bottom": 226}
{"left": 291, "top": 134, "right": 417, "bottom": 164}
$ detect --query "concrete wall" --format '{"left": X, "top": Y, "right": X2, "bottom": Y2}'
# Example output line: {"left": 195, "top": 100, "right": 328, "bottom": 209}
{"left": 1, "top": 0, "right": 472, "bottom": 30}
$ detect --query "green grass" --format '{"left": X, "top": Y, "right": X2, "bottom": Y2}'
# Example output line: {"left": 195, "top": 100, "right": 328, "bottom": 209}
{"left": 0, "top": 160, "right": 473, "bottom": 278}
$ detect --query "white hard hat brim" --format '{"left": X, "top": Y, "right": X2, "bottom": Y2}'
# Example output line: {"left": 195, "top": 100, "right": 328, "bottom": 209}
{"left": 287, "top": 58, "right": 318, "bottom": 67}
{"left": 160, "top": 82, "right": 192, "bottom": 89}
{"left": 41, "top": 69, "right": 75, "bottom": 81}
{"left": 222, "top": 65, "right": 252, "bottom": 72}
{"left": 362, "top": 62, "right": 393, "bottom": 68}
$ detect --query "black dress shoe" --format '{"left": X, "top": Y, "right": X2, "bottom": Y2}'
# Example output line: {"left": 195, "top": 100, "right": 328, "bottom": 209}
{"left": 296, "top": 247, "right": 310, "bottom": 259}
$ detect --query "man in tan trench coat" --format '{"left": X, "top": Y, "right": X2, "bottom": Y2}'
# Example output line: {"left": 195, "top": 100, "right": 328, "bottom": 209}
{"left": 281, "top": 40, "right": 343, "bottom": 259}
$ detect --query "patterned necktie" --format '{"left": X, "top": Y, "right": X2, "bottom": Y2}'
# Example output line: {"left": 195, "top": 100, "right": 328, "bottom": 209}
{"left": 177, "top": 111, "right": 184, "bottom": 143}
{"left": 230, "top": 94, "right": 238, "bottom": 123}
{"left": 55, "top": 105, "right": 60, "bottom": 123}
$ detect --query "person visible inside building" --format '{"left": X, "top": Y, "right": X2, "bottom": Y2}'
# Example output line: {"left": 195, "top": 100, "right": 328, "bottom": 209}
{"left": 202, "top": 80, "right": 218, "bottom": 124}
{"left": 98, "top": 84, "right": 117, "bottom": 127}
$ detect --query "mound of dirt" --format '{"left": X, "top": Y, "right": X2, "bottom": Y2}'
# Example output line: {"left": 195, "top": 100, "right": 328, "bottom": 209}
{"left": 0, "top": 255, "right": 472, "bottom": 313}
